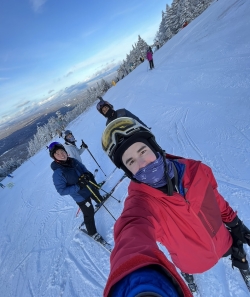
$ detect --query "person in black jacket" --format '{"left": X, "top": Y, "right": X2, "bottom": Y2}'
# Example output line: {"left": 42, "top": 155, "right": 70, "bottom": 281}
{"left": 96, "top": 97, "right": 148, "bottom": 127}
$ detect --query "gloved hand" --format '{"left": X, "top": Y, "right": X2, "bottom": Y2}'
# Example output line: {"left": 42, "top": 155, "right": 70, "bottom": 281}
{"left": 227, "top": 217, "right": 250, "bottom": 246}
{"left": 81, "top": 140, "right": 88, "bottom": 149}
{"left": 77, "top": 174, "right": 90, "bottom": 188}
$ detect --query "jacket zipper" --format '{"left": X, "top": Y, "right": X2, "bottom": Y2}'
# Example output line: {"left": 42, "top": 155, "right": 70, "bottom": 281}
{"left": 180, "top": 195, "right": 219, "bottom": 260}
{"left": 199, "top": 209, "right": 216, "bottom": 235}
{"left": 189, "top": 206, "right": 219, "bottom": 259}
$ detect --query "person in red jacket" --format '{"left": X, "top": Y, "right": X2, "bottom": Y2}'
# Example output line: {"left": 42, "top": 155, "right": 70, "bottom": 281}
{"left": 101, "top": 117, "right": 250, "bottom": 297}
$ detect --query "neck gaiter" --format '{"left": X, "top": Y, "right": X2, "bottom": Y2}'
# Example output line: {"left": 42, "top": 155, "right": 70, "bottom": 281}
{"left": 133, "top": 153, "right": 174, "bottom": 188}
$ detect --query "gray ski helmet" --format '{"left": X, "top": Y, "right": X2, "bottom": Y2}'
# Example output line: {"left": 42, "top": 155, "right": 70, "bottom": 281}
{"left": 101, "top": 117, "right": 162, "bottom": 179}
{"left": 48, "top": 142, "right": 67, "bottom": 159}
{"left": 63, "top": 130, "right": 72, "bottom": 140}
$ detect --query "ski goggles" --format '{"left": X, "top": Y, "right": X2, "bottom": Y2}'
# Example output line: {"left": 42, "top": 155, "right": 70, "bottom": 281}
{"left": 102, "top": 117, "right": 151, "bottom": 158}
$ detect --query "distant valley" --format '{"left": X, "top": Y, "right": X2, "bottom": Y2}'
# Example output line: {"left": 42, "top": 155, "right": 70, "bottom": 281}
{"left": 0, "top": 104, "right": 76, "bottom": 166}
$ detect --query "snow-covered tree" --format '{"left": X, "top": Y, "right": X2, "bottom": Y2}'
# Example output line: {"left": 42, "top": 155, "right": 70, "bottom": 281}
{"left": 0, "top": 158, "right": 22, "bottom": 177}
{"left": 180, "top": 0, "right": 193, "bottom": 26}
{"left": 100, "top": 79, "right": 110, "bottom": 93}
{"left": 137, "top": 35, "right": 148, "bottom": 59}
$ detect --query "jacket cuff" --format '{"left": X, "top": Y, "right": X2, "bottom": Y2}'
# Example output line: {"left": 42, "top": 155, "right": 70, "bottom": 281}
{"left": 225, "top": 216, "right": 239, "bottom": 228}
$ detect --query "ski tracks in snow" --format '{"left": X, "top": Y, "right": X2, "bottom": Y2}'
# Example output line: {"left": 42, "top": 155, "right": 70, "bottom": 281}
{"left": 155, "top": 106, "right": 205, "bottom": 160}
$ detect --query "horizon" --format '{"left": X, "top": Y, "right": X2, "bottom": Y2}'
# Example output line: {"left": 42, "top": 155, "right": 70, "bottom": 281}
{"left": 0, "top": 0, "right": 170, "bottom": 125}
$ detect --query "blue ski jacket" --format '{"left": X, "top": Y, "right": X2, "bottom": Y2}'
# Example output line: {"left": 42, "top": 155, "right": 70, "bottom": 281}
{"left": 51, "top": 158, "right": 94, "bottom": 203}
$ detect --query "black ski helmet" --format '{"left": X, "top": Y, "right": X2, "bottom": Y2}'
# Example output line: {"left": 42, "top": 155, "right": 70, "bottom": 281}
{"left": 102, "top": 117, "right": 174, "bottom": 195}
{"left": 48, "top": 142, "right": 67, "bottom": 159}
{"left": 101, "top": 117, "right": 163, "bottom": 179}
{"left": 96, "top": 100, "right": 114, "bottom": 115}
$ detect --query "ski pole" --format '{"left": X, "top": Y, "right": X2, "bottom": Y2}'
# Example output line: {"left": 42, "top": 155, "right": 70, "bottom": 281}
{"left": 82, "top": 141, "right": 107, "bottom": 176}
{"left": 86, "top": 184, "right": 116, "bottom": 221}
{"left": 87, "top": 148, "right": 107, "bottom": 176}
{"left": 88, "top": 180, "right": 121, "bottom": 202}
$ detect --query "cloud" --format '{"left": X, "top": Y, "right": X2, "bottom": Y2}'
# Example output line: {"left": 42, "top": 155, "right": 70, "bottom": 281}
{"left": 30, "top": 0, "right": 48, "bottom": 12}
{"left": 81, "top": 28, "right": 99, "bottom": 38}
{"left": 38, "top": 94, "right": 56, "bottom": 105}
{"left": 65, "top": 71, "right": 73, "bottom": 78}
{"left": 16, "top": 101, "right": 30, "bottom": 108}
{"left": 48, "top": 89, "right": 54, "bottom": 94}
{"left": 84, "top": 62, "right": 119, "bottom": 82}
{"left": 109, "top": 4, "right": 142, "bottom": 20}
{"left": 69, "top": 31, "right": 146, "bottom": 79}
{"left": 0, "top": 77, "right": 10, "bottom": 81}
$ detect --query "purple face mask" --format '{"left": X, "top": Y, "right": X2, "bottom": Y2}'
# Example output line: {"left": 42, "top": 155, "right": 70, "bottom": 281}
{"left": 133, "top": 153, "right": 174, "bottom": 188}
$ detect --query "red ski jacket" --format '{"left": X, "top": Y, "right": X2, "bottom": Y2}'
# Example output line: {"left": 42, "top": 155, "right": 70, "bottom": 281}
{"left": 104, "top": 155, "right": 236, "bottom": 297}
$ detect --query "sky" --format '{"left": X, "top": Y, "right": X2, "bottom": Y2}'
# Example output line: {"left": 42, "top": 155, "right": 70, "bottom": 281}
{"left": 0, "top": 0, "right": 170, "bottom": 125}
{"left": 0, "top": 0, "right": 250, "bottom": 296}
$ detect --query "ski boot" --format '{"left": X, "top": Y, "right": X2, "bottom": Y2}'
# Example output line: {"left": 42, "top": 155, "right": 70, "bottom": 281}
{"left": 181, "top": 272, "right": 197, "bottom": 293}
{"left": 92, "top": 232, "right": 107, "bottom": 245}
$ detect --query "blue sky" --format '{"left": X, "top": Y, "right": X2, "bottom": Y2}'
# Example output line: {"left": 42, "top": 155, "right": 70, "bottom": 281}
{"left": 0, "top": 0, "right": 170, "bottom": 124}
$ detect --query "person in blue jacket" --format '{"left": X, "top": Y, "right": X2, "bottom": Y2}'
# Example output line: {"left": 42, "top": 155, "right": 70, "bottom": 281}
{"left": 49, "top": 142, "right": 105, "bottom": 243}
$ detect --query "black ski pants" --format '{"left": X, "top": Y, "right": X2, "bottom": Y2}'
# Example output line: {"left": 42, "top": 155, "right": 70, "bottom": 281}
{"left": 149, "top": 59, "right": 154, "bottom": 69}
{"left": 77, "top": 197, "right": 97, "bottom": 236}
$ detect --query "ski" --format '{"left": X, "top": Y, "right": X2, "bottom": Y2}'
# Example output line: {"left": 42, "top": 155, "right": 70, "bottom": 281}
{"left": 181, "top": 273, "right": 200, "bottom": 296}
{"left": 101, "top": 174, "right": 126, "bottom": 200}
{"left": 79, "top": 226, "right": 112, "bottom": 252}
{"left": 239, "top": 268, "right": 250, "bottom": 291}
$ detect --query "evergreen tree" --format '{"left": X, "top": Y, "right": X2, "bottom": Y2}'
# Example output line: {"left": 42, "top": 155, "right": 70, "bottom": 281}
{"left": 100, "top": 79, "right": 110, "bottom": 93}
{"left": 137, "top": 35, "right": 148, "bottom": 59}
{"left": 158, "top": 10, "right": 168, "bottom": 44}
{"left": 180, "top": 0, "right": 193, "bottom": 25}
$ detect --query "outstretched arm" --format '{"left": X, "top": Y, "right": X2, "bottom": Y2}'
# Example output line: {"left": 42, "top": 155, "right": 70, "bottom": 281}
{"left": 104, "top": 195, "right": 191, "bottom": 297}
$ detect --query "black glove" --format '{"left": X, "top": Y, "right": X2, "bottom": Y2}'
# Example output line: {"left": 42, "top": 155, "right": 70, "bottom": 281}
{"left": 227, "top": 217, "right": 250, "bottom": 246}
{"left": 81, "top": 140, "right": 88, "bottom": 149}
{"left": 77, "top": 174, "right": 90, "bottom": 188}
{"left": 87, "top": 171, "right": 94, "bottom": 180}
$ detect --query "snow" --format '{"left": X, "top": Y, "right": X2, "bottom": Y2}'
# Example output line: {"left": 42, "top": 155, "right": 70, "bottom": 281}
{"left": 0, "top": 0, "right": 250, "bottom": 296}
